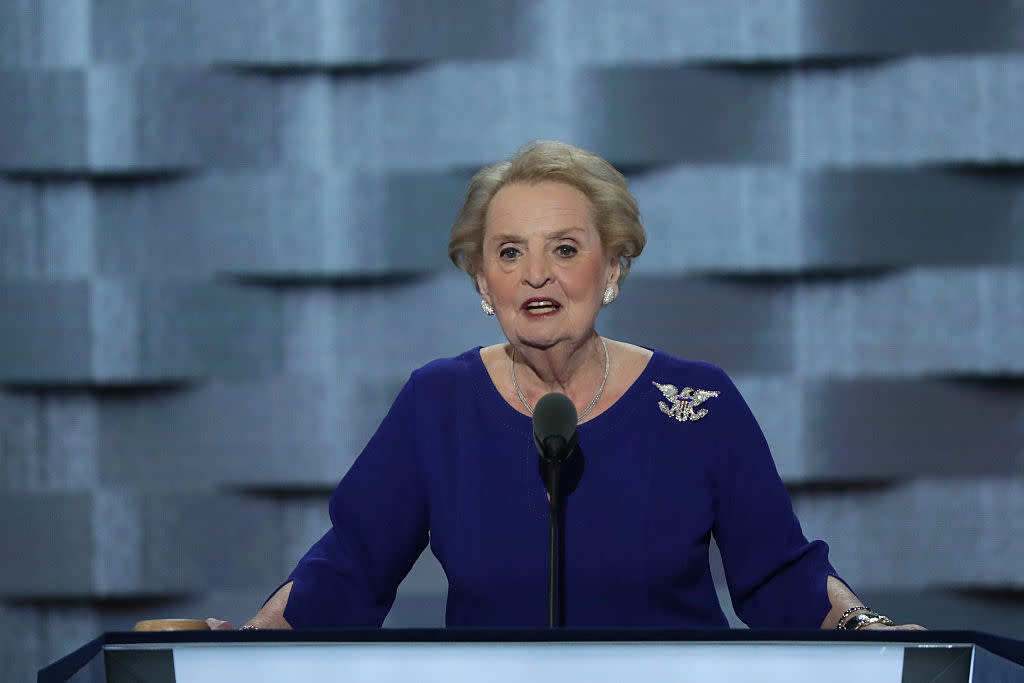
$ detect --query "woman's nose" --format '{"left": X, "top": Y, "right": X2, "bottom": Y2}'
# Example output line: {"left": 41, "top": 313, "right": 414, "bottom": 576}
{"left": 523, "top": 254, "right": 552, "bottom": 287}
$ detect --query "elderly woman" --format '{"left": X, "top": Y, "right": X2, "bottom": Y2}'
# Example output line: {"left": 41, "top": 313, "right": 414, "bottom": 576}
{"left": 212, "top": 141, "right": 918, "bottom": 632}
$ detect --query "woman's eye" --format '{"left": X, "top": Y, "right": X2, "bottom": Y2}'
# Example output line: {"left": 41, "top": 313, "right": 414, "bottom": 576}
{"left": 556, "top": 244, "right": 577, "bottom": 257}
{"left": 499, "top": 247, "right": 520, "bottom": 260}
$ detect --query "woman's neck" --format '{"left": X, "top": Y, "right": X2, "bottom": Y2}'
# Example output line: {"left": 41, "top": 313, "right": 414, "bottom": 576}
{"left": 510, "top": 333, "right": 606, "bottom": 403}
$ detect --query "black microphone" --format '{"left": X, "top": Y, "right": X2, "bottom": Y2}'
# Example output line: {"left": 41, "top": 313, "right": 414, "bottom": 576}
{"left": 532, "top": 392, "right": 578, "bottom": 464}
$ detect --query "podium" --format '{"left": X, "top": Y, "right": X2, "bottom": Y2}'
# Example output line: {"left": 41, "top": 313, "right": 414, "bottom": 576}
{"left": 41, "top": 629, "right": 1024, "bottom": 683}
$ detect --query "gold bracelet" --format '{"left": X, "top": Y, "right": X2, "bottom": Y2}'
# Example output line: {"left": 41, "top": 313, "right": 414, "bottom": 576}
{"left": 836, "top": 605, "right": 871, "bottom": 629}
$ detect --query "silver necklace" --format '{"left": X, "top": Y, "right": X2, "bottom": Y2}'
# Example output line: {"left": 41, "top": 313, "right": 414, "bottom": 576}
{"left": 510, "top": 337, "right": 610, "bottom": 422}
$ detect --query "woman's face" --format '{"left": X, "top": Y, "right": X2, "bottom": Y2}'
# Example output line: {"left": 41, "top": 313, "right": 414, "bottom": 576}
{"left": 476, "top": 181, "right": 620, "bottom": 352}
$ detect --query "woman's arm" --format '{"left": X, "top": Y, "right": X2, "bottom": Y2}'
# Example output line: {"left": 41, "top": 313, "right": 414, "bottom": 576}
{"left": 244, "top": 581, "right": 294, "bottom": 629}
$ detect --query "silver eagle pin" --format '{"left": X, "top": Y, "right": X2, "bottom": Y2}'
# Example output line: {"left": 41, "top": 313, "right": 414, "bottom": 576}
{"left": 652, "top": 382, "right": 720, "bottom": 422}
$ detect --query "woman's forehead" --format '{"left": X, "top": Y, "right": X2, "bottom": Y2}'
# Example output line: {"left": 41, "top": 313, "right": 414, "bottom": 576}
{"left": 484, "top": 182, "right": 595, "bottom": 235}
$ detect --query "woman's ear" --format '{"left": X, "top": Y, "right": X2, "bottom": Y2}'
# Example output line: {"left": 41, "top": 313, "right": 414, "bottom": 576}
{"left": 476, "top": 272, "right": 490, "bottom": 300}
{"left": 606, "top": 257, "right": 621, "bottom": 292}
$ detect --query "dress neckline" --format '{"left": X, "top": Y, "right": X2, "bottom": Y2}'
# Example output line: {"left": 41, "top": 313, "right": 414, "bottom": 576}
{"left": 471, "top": 345, "right": 660, "bottom": 430}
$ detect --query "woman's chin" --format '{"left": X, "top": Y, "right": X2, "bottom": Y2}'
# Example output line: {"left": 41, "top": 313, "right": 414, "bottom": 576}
{"left": 510, "top": 334, "right": 562, "bottom": 351}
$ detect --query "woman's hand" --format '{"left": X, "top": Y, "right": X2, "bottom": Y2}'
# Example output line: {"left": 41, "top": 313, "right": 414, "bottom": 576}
{"left": 205, "top": 618, "right": 236, "bottom": 630}
{"left": 204, "top": 582, "right": 294, "bottom": 631}
{"left": 823, "top": 577, "right": 926, "bottom": 630}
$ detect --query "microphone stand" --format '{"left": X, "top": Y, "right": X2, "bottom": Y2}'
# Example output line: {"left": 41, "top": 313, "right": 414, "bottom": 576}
{"left": 532, "top": 393, "right": 581, "bottom": 630}
{"left": 547, "top": 460, "right": 562, "bottom": 628}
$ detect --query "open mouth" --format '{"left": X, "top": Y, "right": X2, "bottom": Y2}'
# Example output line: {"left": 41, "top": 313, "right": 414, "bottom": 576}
{"left": 522, "top": 298, "right": 561, "bottom": 315}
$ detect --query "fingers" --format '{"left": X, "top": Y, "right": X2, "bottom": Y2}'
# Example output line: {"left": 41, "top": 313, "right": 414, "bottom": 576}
{"left": 860, "top": 622, "right": 927, "bottom": 631}
{"left": 205, "top": 617, "right": 234, "bottom": 630}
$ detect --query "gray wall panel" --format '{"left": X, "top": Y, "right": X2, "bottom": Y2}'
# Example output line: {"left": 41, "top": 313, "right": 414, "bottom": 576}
{"left": 329, "top": 63, "right": 793, "bottom": 167}
{"left": 555, "top": 0, "right": 1024, "bottom": 62}
{"left": 0, "top": 181, "right": 38, "bottom": 274}
{"left": 630, "top": 167, "right": 803, "bottom": 273}
{"left": 2, "top": 171, "right": 467, "bottom": 278}
{"left": 131, "top": 69, "right": 282, "bottom": 169}
{"left": 94, "top": 377, "right": 395, "bottom": 488}
{"left": 794, "top": 479, "right": 1024, "bottom": 589}
{"left": 0, "top": 603, "right": 99, "bottom": 683}
{"left": 0, "top": 0, "right": 90, "bottom": 66}
{"left": 91, "top": 0, "right": 535, "bottom": 64}
{"left": 612, "top": 270, "right": 1024, "bottom": 377}
{"left": 1, "top": 491, "right": 285, "bottom": 598}
{"left": 331, "top": 62, "right": 580, "bottom": 169}
{"left": 802, "top": 0, "right": 1024, "bottom": 56}
{"left": 800, "top": 170, "right": 1024, "bottom": 269}
{"left": 92, "top": 171, "right": 465, "bottom": 277}
{"left": 793, "top": 56, "right": 1024, "bottom": 165}
{"left": 276, "top": 274, "right": 503, "bottom": 383}
{"left": 797, "top": 379, "right": 1024, "bottom": 481}
{"left": 734, "top": 376, "right": 1024, "bottom": 483}
{"left": 584, "top": 67, "right": 791, "bottom": 164}
{"left": 605, "top": 276, "right": 795, "bottom": 374}
{"left": 0, "top": 70, "right": 88, "bottom": 170}
{"left": 546, "top": 0, "right": 801, "bottom": 63}
{"left": 38, "top": 393, "right": 101, "bottom": 490}
{"left": 0, "top": 68, "right": 282, "bottom": 171}
{"left": 0, "top": 393, "right": 103, "bottom": 492}
{"left": 0, "top": 493, "right": 96, "bottom": 595}
{"left": 633, "top": 168, "right": 1024, "bottom": 274}
{"left": 0, "top": 281, "right": 94, "bottom": 381}
{"left": 795, "top": 268, "right": 1024, "bottom": 376}
{"left": 0, "top": 1, "right": 36, "bottom": 64}
{"left": 372, "top": 0, "right": 536, "bottom": 61}
{"left": 0, "top": 390, "right": 42, "bottom": 490}
{"left": 93, "top": 0, "right": 334, "bottom": 65}
{"left": 0, "top": 280, "right": 281, "bottom": 383}
{"left": 0, "top": 180, "right": 97, "bottom": 278}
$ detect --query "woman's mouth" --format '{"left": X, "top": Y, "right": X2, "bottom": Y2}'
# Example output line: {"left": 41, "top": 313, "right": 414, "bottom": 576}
{"left": 522, "top": 298, "right": 561, "bottom": 316}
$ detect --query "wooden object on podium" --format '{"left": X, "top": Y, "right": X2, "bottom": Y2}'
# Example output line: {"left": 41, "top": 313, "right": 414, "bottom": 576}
{"left": 133, "top": 619, "right": 210, "bottom": 632}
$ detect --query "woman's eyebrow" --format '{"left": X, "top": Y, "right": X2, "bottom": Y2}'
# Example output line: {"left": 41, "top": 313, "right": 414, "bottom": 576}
{"left": 487, "top": 233, "right": 524, "bottom": 244}
{"left": 547, "top": 227, "right": 585, "bottom": 240}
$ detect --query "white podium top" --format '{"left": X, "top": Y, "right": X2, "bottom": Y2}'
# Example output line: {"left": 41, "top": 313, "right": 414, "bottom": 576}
{"left": 104, "top": 638, "right": 976, "bottom": 683}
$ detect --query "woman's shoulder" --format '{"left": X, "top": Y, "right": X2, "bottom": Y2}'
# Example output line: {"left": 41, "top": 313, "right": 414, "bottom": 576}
{"left": 408, "top": 347, "right": 486, "bottom": 389}
{"left": 644, "top": 346, "right": 733, "bottom": 383}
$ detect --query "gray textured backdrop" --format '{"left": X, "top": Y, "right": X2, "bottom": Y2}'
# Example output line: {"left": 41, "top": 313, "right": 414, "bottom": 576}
{"left": 3, "top": 1, "right": 1024, "bottom": 679}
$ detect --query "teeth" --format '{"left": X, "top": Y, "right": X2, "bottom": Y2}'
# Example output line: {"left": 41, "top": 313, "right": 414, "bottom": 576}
{"left": 526, "top": 301, "right": 557, "bottom": 310}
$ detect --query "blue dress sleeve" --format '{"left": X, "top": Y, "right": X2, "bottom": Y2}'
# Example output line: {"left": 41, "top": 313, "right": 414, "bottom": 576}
{"left": 708, "top": 367, "right": 837, "bottom": 628}
{"left": 282, "top": 373, "right": 430, "bottom": 628}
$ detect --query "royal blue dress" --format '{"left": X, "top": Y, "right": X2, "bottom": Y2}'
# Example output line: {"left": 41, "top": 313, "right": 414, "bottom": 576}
{"left": 283, "top": 347, "right": 838, "bottom": 629}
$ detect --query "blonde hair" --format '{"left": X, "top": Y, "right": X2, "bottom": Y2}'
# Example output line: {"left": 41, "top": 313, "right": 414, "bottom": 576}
{"left": 448, "top": 140, "right": 645, "bottom": 289}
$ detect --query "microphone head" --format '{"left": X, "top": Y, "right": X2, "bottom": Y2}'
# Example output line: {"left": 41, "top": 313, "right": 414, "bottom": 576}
{"left": 532, "top": 392, "right": 578, "bottom": 462}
